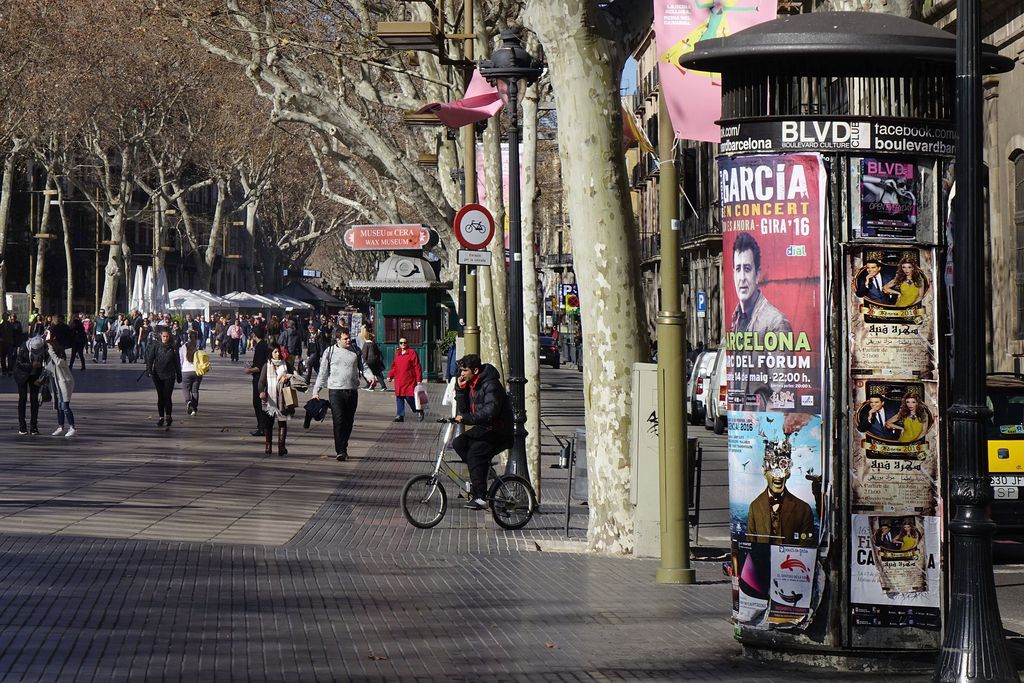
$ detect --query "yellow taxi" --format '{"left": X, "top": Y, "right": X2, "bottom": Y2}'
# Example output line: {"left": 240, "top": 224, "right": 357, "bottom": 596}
{"left": 987, "top": 373, "right": 1024, "bottom": 536}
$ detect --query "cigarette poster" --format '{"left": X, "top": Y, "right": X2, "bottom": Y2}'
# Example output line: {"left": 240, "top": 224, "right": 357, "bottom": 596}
{"left": 848, "top": 247, "right": 936, "bottom": 378}
{"left": 850, "top": 379, "right": 939, "bottom": 515}
{"left": 722, "top": 153, "right": 825, "bottom": 414}
{"left": 858, "top": 157, "right": 919, "bottom": 239}
{"left": 850, "top": 514, "right": 941, "bottom": 630}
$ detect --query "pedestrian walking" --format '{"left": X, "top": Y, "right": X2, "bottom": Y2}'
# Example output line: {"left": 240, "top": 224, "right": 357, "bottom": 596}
{"left": 214, "top": 316, "right": 227, "bottom": 357}
{"left": 70, "top": 314, "right": 88, "bottom": 371}
{"left": 146, "top": 329, "right": 182, "bottom": 430}
{"left": 278, "top": 319, "right": 302, "bottom": 361}
{"left": 304, "top": 323, "right": 327, "bottom": 384}
{"left": 227, "top": 318, "right": 242, "bottom": 363}
{"left": 360, "top": 329, "right": 387, "bottom": 391}
{"left": 116, "top": 316, "right": 135, "bottom": 363}
{"left": 258, "top": 343, "right": 295, "bottom": 456}
{"left": 92, "top": 309, "right": 111, "bottom": 363}
{"left": 387, "top": 337, "right": 423, "bottom": 422}
{"left": 312, "top": 328, "right": 373, "bottom": 461}
{"left": 0, "top": 312, "right": 13, "bottom": 376}
{"left": 180, "top": 330, "right": 208, "bottom": 416}
{"left": 45, "top": 341, "right": 76, "bottom": 438}
{"left": 14, "top": 336, "right": 46, "bottom": 435}
{"left": 246, "top": 325, "right": 270, "bottom": 437}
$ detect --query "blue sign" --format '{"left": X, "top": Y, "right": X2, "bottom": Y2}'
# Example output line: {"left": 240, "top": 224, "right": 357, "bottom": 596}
{"left": 696, "top": 291, "right": 707, "bottom": 318}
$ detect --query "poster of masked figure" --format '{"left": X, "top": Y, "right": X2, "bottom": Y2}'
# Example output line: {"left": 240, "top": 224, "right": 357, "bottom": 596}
{"left": 851, "top": 379, "right": 939, "bottom": 515}
{"left": 729, "top": 412, "right": 823, "bottom": 628}
{"left": 848, "top": 247, "right": 937, "bottom": 378}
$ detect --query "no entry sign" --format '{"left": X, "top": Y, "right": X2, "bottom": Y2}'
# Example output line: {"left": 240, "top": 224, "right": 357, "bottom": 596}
{"left": 454, "top": 203, "right": 495, "bottom": 250}
{"left": 344, "top": 224, "right": 430, "bottom": 251}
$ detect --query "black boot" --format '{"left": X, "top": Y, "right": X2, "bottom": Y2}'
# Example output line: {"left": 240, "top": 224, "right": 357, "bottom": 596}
{"left": 277, "top": 423, "right": 288, "bottom": 457}
{"left": 264, "top": 427, "right": 272, "bottom": 455}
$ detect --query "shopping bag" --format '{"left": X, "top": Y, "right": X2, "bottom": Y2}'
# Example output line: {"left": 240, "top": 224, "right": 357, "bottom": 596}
{"left": 413, "top": 382, "right": 429, "bottom": 411}
{"left": 282, "top": 386, "right": 299, "bottom": 409}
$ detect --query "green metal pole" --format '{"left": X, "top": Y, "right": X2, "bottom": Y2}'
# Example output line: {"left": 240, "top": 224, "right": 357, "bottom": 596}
{"left": 656, "top": 94, "right": 695, "bottom": 585}
{"left": 461, "top": 1, "right": 479, "bottom": 357}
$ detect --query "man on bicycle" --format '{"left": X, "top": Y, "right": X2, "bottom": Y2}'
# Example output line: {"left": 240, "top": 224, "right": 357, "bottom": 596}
{"left": 452, "top": 354, "right": 514, "bottom": 510}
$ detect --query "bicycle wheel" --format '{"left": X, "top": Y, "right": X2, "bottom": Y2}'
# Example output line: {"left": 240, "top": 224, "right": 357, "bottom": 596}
{"left": 401, "top": 475, "right": 447, "bottom": 529}
{"left": 488, "top": 475, "right": 536, "bottom": 530}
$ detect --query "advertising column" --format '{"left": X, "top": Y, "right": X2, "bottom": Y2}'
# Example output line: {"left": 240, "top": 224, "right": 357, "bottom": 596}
{"left": 721, "top": 153, "right": 827, "bottom": 629}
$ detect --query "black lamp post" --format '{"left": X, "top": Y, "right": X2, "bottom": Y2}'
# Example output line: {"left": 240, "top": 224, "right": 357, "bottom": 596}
{"left": 935, "top": 0, "right": 1017, "bottom": 679}
{"left": 479, "top": 30, "right": 544, "bottom": 478}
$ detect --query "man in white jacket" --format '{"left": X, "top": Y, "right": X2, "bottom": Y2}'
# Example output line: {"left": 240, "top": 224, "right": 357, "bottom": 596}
{"left": 312, "top": 328, "right": 372, "bottom": 462}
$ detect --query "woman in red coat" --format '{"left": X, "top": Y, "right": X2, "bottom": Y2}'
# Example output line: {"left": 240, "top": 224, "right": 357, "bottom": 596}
{"left": 387, "top": 337, "right": 423, "bottom": 422}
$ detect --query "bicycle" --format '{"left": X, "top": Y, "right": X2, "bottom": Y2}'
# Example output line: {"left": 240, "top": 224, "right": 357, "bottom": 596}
{"left": 401, "top": 418, "right": 536, "bottom": 530}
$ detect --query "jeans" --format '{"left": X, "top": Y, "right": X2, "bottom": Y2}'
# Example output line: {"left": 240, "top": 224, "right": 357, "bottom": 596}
{"left": 252, "top": 377, "right": 263, "bottom": 432}
{"left": 93, "top": 335, "right": 107, "bottom": 362}
{"left": 328, "top": 389, "right": 358, "bottom": 454}
{"left": 56, "top": 400, "right": 75, "bottom": 428}
{"left": 453, "top": 430, "right": 513, "bottom": 499}
{"left": 0, "top": 343, "right": 9, "bottom": 373}
{"left": 153, "top": 376, "right": 175, "bottom": 418}
{"left": 17, "top": 381, "right": 40, "bottom": 431}
{"left": 304, "top": 356, "right": 320, "bottom": 384}
{"left": 182, "top": 372, "right": 202, "bottom": 410}
{"left": 228, "top": 337, "right": 239, "bottom": 362}
{"left": 395, "top": 395, "right": 417, "bottom": 417}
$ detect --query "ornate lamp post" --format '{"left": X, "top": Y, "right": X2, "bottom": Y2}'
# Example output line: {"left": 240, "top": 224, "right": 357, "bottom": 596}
{"left": 479, "top": 30, "right": 544, "bottom": 478}
{"left": 935, "top": 0, "right": 1016, "bottom": 679}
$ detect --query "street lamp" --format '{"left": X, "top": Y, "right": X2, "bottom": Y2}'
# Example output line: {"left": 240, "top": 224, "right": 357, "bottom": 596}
{"left": 935, "top": 0, "right": 1016, "bottom": 679}
{"left": 479, "top": 30, "right": 544, "bottom": 478}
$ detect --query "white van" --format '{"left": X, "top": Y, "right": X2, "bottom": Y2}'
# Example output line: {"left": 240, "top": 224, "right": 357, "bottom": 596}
{"left": 687, "top": 350, "right": 718, "bottom": 426}
{"left": 704, "top": 348, "right": 728, "bottom": 434}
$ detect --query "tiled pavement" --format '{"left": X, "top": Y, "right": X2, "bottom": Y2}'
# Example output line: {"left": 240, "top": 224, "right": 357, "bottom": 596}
{"left": 0, "top": 352, "right": 1007, "bottom": 680}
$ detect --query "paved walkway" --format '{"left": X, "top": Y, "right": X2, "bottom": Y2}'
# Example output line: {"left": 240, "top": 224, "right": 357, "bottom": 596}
{"left": 0, "top": 352, "right": 1014, "bottom": 680}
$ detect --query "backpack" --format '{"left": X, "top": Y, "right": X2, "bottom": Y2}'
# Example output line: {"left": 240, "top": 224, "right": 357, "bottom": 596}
{"left": 194, "top": 349, "right": 210, "bottom": 377}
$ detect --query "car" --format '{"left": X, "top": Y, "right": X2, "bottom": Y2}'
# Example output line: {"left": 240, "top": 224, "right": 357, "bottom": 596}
{"left": 704, "top": 348, "right": 728, "bottom": 434}
{"left": 987, "top": 373, "right": 1024, "bottom": 539}
{"left": 687, "top": 349, "right": 718, "bottom": 426}
{"left": 539, "top": 336, "right": 560, "bottom": 369}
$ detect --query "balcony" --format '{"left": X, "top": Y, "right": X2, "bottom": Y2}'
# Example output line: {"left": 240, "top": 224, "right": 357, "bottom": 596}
{"left": 541, "top": 253, "right": 574, "bottom": 269}
{"left": 639, "top": 234, "right": 660, "bottom": 263}
{"left": 681, "top": 213, "right": 721, "bottom": 245}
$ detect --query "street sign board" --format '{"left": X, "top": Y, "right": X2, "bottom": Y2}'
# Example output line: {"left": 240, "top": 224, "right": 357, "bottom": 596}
{"left": 454, "top": 203, "right": 495, "bottom": 250}
{"left": 457, "top": 249, "right": 492, "bottom": 266}
{"left": 696, "top": 290, "right": 707, "bottom": 318}
{"left": 344, "top": 224, "right": 430, "bottom": 251}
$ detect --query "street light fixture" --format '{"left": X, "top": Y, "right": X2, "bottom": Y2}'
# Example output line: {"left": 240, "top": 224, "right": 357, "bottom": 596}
{"left": 479, "top": 30, "right": 544, "bottom": 479}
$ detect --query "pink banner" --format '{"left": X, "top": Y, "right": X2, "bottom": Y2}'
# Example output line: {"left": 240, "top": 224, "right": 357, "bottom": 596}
{"left": 417, "top": 69, "right": 503, "bottom": 128}
{"left": 654, "top": 0, "right": 777, "bottom": 142}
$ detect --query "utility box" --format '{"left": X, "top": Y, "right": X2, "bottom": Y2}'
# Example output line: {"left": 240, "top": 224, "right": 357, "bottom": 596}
{"left": 681, "top": 10, "right": 1011, "bottom": 667}
{"left": 630, "top": 362, "right": 661, "bottom": 557}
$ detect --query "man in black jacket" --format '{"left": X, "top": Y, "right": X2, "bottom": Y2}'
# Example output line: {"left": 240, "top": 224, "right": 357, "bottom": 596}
{"left": 14, "top": 336, "right": 47, "bottom": 435}
{"left": 452, "top": 354, "right": 514, "bottom": 510}
{"left": 246, "top": 325, "right": 269, "bottom": 436}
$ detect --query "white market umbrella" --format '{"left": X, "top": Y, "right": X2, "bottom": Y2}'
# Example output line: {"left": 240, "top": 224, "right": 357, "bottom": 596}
{"left": 153, "top": 268, "right": 170, "bottom": 314}
{"left": 130, "top": 265, "right": 145, "bottom": 313}
{"left": 142, "top": 266, "right": 155, "bottom": 315}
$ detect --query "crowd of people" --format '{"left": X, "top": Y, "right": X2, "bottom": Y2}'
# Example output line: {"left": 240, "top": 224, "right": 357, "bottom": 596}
{"left": 0, "top": 308, "right": 427, "bottom": 455}
{"left": 2, "top": 306, "right": 521, "bottom": 513}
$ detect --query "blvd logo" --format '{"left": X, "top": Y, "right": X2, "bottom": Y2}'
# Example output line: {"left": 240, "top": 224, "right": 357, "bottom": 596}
{"left": 781, "top": 121, "right": 870, "bottom": 150}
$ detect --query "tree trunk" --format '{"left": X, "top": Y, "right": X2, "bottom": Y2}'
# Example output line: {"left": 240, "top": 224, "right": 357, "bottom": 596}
{"left": 199, "top": 177, "right": 228, "bottom": 292}
{"left": 34, "top": 172, "right": 53, "bottom": 311}
{"left": 152, "top": 195, "right": 166, "bottom": 278}
{"left": 480, "top": 117, "right": 509, "bottom": 380}
{"left": 0, "top": 143, "right": 22, "bottom": 315}
{"left": 525, "top": 1, "right": 647, "bottom": 554}
{"left": 244, "top": 200, "right": 258, "bottom": 291}
{"left": 100, "top": 208, "right": 126, "bottom": 313}
{"left": 55, "top": 178, "right": 73, "bottom": 318}
{"left": 521, "top": 80, "right": 543, "bottom": 498}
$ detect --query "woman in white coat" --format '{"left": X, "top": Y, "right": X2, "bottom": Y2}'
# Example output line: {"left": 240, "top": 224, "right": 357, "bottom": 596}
{"left": 46, "top": 341, "right": 76, "bottom": 437}
{"left": 258, "top": 344, "right": 294, "bottom": 456}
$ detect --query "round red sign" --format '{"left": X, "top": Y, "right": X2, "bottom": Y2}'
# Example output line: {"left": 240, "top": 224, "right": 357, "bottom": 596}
{"left": 454, "top": 203, "right": 495, "bottom": 251}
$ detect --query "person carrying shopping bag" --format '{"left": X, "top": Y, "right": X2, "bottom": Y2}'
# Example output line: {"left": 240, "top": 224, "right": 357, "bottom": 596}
{"left": 258, "top": 344, "right": 296, "bottom": 457}
{"left": 387, "top": 337, "right": 423, "bottom": 422}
